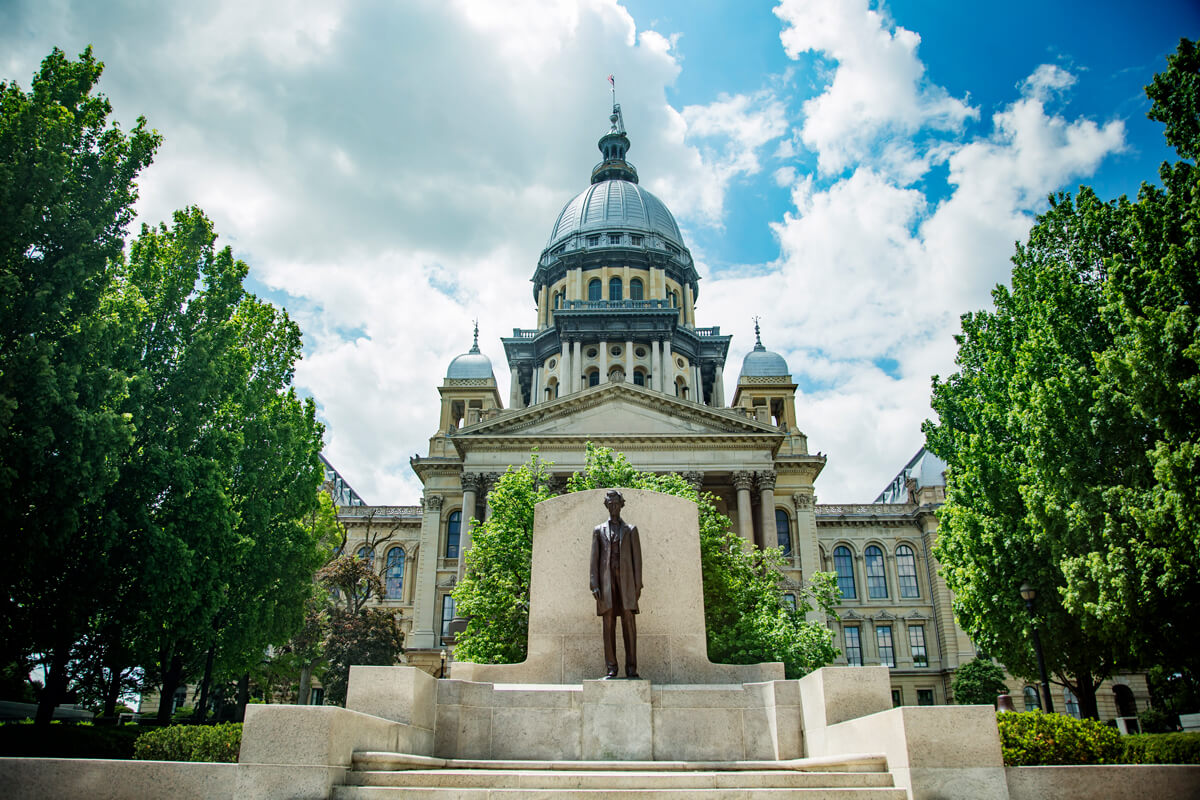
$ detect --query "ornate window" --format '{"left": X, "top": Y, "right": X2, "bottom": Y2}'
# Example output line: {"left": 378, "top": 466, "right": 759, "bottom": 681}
{"left": 588, "top": 279, "right": 601, "bottom": 301}
{"left": 876, "top": 625, "right": 895, "bottom": 667}
{"left": 356, "top": 546, "right": 374, "bottom": 570}
{"left": 865, "top": 545, "right": 888, "bottom": 599}
{"left": 775, "top": 509, "right": 792, "bottom": 555}
{"left": 834, "top": 546, "right": 856, "bottom": 599}
{"left": 844, "top": 626, "right": 862, "bottom": 666}
{"left": 385, "top": 546, "right": 405, "bottom": 599}
{"left": 896, "top": 545, "right": 919, "bottom": 598}
{"left": 445, "top": 511, "right": 461, "bottom": 559}
{"left": 908, "top": 624, "right": 928, "bottom": 667}
{"left": 1023, "top": 686, "right": 1041, "bottom": 711}
{"left": 1063, "top": 687, "right": 1081, "bottom": 718}
{"left": 629, "top": 278, "right": 644, "bottom": 300}
{"left": 609, "top": 276, "right": 622, "bottom": 301}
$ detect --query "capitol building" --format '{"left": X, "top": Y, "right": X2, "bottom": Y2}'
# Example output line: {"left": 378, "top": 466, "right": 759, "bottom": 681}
{"left": 328, "top": 103, "right": 1146, "bottom": 721}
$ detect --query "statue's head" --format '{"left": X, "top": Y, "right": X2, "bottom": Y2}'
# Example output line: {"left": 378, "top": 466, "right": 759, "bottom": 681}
{"left": 603, "top": 489, "right": 625, "bottom": 512}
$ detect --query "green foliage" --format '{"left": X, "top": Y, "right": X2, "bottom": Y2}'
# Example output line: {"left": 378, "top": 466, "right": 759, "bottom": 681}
{"left": 132, "top": 723, "right": 242, "bottom": 763}
{"left": 1137, "top": 706, "right": 1179, "bottom": 734}
{"left": 320, "top": 609, "right": 405, "bottom": 706}
{"left": 952, "top": 658, "right": 1011, "bottom": 706}
{"left": 0, "top": 722, "right": 145, "bottom": 759}
{"left": 925, "top": 41, "right": 1200, "bottom": 716}
{"left": 1121, "top": 732, "right": 1200, "bottom": 764}
{"left": 996, "top": 711, "right": 1123, "bottom": 766}
{"left": 453, "top": 454, "right": 556, "bottom": 665}
{"left": 453, "top": 443, "right": 839, "bottom": 679}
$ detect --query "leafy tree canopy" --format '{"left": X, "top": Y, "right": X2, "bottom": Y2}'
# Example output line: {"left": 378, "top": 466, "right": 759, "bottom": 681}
{"left": 453, "top": 443, "right": 839, "bottom": 679}
{"left": 925, "top": 39, "right": 1200, "bottom": 718}
{"left": 952, "top": 657, "right": 1011, "bottom": 706}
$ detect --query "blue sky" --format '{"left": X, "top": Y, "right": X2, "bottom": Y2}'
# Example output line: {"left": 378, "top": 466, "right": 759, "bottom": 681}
{"left": 2, "top": 0, "right": 1195, "bottom": 503}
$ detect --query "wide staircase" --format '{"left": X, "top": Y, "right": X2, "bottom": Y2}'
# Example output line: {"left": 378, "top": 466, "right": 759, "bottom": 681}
{"left": 332, "top": 751, "right": 907, "bottom": 798}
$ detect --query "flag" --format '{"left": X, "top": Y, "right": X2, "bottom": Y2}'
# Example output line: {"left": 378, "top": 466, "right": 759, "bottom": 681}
{"left": 607, "top": 74, "right": 615, "bottom": 88}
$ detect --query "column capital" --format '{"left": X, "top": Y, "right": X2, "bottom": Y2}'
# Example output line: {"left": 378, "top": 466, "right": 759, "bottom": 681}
{"left": 732, "top": 471, "right": 755, "bottom": 492}
{"left": 756, "top": 470, "right": 777, "bottom": 492}
{"left": 681, "top": 471, "right": 704, "bottom": 491}
{"left": 424, "top": 494, "right": 443, "bottom": 511}
{"left": 791, "top": 491, "right": 813, "bottom": 510}
{"left": 461, "top": 472, "right": 484, "bottom": 493}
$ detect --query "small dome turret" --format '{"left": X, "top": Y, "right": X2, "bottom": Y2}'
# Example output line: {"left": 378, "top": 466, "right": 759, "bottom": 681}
{"left": 739, "top": 319, "right": 790, "bottom": 378}
{"left": 446, "top": 322, "right": 495, "bottom": 380}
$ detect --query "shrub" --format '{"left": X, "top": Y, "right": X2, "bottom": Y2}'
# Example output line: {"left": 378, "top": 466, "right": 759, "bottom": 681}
{"left": 1137, "top": 706, "right": 1179, "bottom": 733}
{"left": 996, "top": 711, "right": 1122, "bottom": 766}
{"left": 952, "top": 657, "right": 1010, "bottom": 705}
{"left": 133, "top": 723, "right": 242, "bottom": 762}
{"left": 1121, "top": 732, "right": 1200, "bottom": 764}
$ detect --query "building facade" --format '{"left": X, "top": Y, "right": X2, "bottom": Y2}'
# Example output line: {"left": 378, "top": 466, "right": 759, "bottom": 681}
{"left": 333, "top": 104, "right": 1148, "bottom": 721}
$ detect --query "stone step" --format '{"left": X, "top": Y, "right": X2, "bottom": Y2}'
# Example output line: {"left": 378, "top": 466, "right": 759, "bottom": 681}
{"left": 351, "top": 752, "right": 890, "bottom": 774}
{"left": 346, "top": 768, "right": 897, "bottom": 790}
{"left": 332, "top": 787, "right": 908, "bottom": 799}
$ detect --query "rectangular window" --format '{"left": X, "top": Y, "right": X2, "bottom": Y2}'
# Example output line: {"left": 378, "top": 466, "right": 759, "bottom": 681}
{"left": 630, "top": 234, "right": 643, "bottom": 246}
{"left": 844, "top": 626, "right": 862, "bottom": 666}
{"left": 586, "top": 234, "right": 600, "bottom": 246}
{"left": 782, "top": 593, "right": 796, "bottom": 611}
{"left": 891, "top": 689, "right": 903, "bottom": 707}
{"left": 917, "top": 689, "right": 935, "bottom": 706}
{"left": 440, "top": 595, "right": 456, "bottom": 638}
{"left": 309, "top": 687, "right": 325, "bottom": 706}
{"left": 876, "top": 625, "right": 895, "bottom": 668}
{"left": 909, "top": 625, "right": 928, "bottom": 667}
{"left": 608, "top": 233, "right": 621, "bottom": 244}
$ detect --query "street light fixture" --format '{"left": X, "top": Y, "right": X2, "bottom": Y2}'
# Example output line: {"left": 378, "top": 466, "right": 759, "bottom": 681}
{"left": 1019, "top": 583, "right": 1055, "bottom": 713}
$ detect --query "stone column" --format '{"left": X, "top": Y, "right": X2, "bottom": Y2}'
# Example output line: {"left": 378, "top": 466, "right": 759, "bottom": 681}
{"left": 692, "top": 365, "right": 702, "bottom": 402}
{"left": 561, "top": 341, "right": 571, "bottom": 396}
{"left": 625, "top": 339, "right": 634, "bottom": 382}
{"left": 599, "top": 340, "right": 609, "bottom": 383}
{"left": 509, "top": 366, "right": 521, "bottom": 408}
{"left": 757, "top": 470, "right": 777, "bottom": 552}
{"left": 482, "top": 473, "right": 499, "bottom": 520}
{"left": 532, "top": 365, "right": 542, "bottom": 405}
{"left": 409, "top": 494, "right": 443, "bottom": 650}
{"left": 455, "top": 474, "right": 481, "bottom": 586}
{"left": 792, "top": 490, "right": 822, "bottom": 623}
{"left": 685, "top": 284, "right": 696, "bottom": 326}
{"left": 404, "top": 544, "right": 418, "bottom": 603}
{"left": 663, "top": 339, "right": 673, "bottom": 394}
{"left": 733, "top": 471, "right": 755, "bottom": 549}
{"left": 714, "top": 362, "right": 725, "bottom": 407}
{"left": 572, "top": 340, "right": 583, "bottom": 393}
{"left": 652, "top": 339, "right": 663, "bottom": 392}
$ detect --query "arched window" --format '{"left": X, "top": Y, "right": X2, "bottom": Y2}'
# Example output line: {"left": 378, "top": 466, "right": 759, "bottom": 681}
{"left": 588, "top": 370, "right": 599, "bottom": 387}
{"left": 629, "top": 278, "right": 644, "bottom": 301}
{"left": 356, "top": 546, "right": 374, "bottom": 570}
{"left": 1023, "top": 686, "right": 1041, "bottom": 711}
{"left": 553, "top": 292, "right": 561, "bottom": 309}
{"left": 896, "top": 545, "right": 919, "bottom": 598}
{"left": 1063, "top": 687, "right": 1081, "bottom": 718}
{"left": 833, "top": 546, "right": 856, "bottom": 599}
{"left": 1114, "top": 684, "right": 1137, "bottom": 718}
{"left": 588, "top": 278, "right": 601, "bottom": 301}
{"left": 668, "top": 290, "right": 677, "bottom": 308}
{"left": 609, "top": 277, "right": 622, "bottom": 301}
{"left": 633, "top": 370, "right": 646, "bottom": 386}
{"left": 385, "top": 547, "right": 405, "bottom": 599}
{"left": 445, "top": 511, "right": 461, "bottom": 559}
{"left": 775, "top": 509, "right": 792, "bottom": 555}
{"left": 865, "top": 545, "right": 888, "bottom": 598}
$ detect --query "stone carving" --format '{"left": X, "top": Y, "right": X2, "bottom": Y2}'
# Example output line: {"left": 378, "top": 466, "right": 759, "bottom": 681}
{"left": 589, "top": 489, "right": 643, "bottom": 679}
{"left": 732, "top": 471, "right": 755, "bottom": 492}
{"left": 681, "top": 471, "right": 704, "bottom": 491}
{"left": 461, "top": 472, "right": 483, "bottom": 493}
{"left": 425, "top": 494, "right": 443, "bottom": 510}
{"left": 792, "top": 492, "right": 813, "bottom": 510}
{"left": 756, "top": 470, "right": 777, "bottom": 491}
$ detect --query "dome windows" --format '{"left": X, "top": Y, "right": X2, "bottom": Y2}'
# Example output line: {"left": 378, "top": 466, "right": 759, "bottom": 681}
{"left": 608, "top": 233, "right": 621, "bottom": 245}
{"left": 588, "top": 279, "right": 602, "bottom": 301}
{"left": 629, "top": 278, "right": 643, "bottom": 301}
{"left": 609, "top": 277, "right": 622, "bottom": 301}
{"left": 586, "top": 347, "right": 598, "bottom": 359}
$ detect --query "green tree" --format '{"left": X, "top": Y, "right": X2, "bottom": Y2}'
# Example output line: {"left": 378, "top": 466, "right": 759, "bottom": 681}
{"left": 925, "top": 40, "right": 1200, "bottom": 717}
{"left": 952, "top": 658, "right": 1011, "bottom": 706}
{"left": 453, "top": 443, "right": 839, "bottom": 679}
{"left": 0, "top": 47, "right": 159, "bottom": 724}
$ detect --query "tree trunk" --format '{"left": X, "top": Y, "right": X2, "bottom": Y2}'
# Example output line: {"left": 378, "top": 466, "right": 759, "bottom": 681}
{"left": 298, "top": 663, "right": 312, "bottom": 705}
{"left": 234, "top": 672, "right": 250, "bottom": 722}
{"left": 34, "top": 641, "right": 72, "bottom": 726}
{"left": 1069, "top": 666, "right": 1101, "bottom": 720}
{"left": 102, "top": 664, "right": 123, "bottom": 718}
{"left": 156, "top": 651, "right": 184, "bottom": 725}
{"left": 191, "top": 644, "right": 215, "bottom": 723}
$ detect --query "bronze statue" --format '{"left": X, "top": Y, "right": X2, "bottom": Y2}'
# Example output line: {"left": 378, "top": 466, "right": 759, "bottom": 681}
{"left": 589, "top": 489, "right": 643, "bottom": 679}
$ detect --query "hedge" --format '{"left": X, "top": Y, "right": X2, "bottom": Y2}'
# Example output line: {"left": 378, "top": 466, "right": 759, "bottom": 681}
{"left": 132, "top": 723, "right": 242, "bottom": 763}
{"left": 997, "top": 711, "right": 1123, "bottom": 766}
{"left": 1121, "top": 732, "right": 1200, "bottom": 764}
{"left": 0, "top": 722, "right": 144, "bottom": 759}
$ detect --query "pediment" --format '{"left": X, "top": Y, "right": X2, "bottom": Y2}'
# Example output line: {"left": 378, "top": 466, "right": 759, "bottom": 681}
{"left": 452, "top": 381, "right": 782, "bottom": 440}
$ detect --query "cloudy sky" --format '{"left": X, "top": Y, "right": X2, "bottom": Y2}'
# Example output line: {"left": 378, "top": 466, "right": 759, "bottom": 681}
{"left": 2, "top": 0, "right": 1194, "bottom": 503}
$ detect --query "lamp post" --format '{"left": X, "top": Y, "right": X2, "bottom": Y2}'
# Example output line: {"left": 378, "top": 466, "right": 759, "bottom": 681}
{"left": 439, "top": 649, "right": 447, "bottom": 679}
{"left": 1019, "top": 583, "right": 1055, "bottom": 713}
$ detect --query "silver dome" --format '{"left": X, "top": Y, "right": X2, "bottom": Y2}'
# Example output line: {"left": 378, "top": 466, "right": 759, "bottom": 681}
{"left": 546, "top": 179, "right": 684, "bottom": 251}
{"left": 446, "top": 325, "right": 495, "bottom": 380}
{"left": 739, "top": 322, "right": 790, "bottom": 378}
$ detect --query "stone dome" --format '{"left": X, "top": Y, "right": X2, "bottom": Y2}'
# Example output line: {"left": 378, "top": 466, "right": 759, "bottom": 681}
{"left": 739, "top": 322, "right": 790, "bottom": 378}
{"left": 545, "top": 179, "right": 685, "bottom": 251}
{"left": 446, "top": 325, "right": 494, "bottom": 380}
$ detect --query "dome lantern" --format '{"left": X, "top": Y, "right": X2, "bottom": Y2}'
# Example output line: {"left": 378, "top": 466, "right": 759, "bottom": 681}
{"left": 591, "top": 103, "right": 638, "bottom": 184}
{"left": 446, "top": 321, "right": 495, "bottom": 380}
{"left": 739, "top": 318, "right": 790, "bottom": 378}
